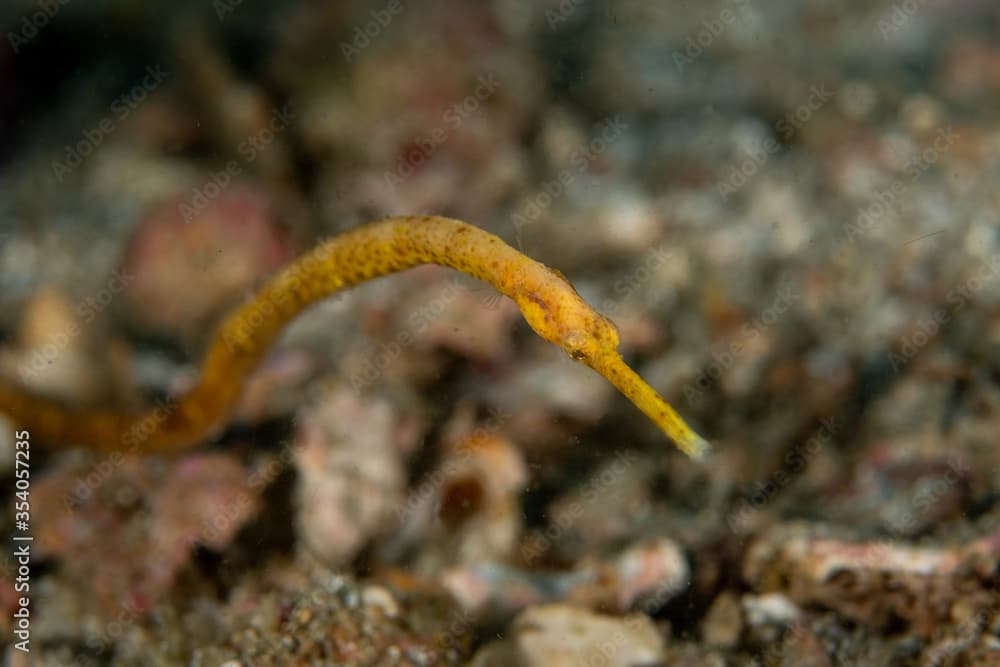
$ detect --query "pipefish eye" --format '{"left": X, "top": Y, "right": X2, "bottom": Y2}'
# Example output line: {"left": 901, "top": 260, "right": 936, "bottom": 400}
{"left": 563, "top": 332, "right": 586, "bottom": 357}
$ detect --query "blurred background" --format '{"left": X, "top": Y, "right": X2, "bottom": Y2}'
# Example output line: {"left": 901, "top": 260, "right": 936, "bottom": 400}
{"left": 1, "top": 1, "right": 999, "bottom": 665}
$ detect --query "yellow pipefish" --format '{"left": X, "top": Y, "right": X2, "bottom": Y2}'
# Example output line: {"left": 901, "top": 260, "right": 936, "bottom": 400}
{"left": 0, "top": 216, "right": 709, "bottom": 458}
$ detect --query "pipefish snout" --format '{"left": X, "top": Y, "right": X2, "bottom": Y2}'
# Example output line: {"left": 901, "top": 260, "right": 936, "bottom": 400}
{"left": 0, "top": 216, "right": 709, "bottom": 459}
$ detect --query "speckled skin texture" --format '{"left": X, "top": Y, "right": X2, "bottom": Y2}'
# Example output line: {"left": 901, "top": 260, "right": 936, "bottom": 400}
{"left": 0, "top": 216, "right": 707, "bottom": 458}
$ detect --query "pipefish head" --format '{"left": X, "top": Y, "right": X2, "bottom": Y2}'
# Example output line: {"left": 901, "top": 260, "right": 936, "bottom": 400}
{"left": 514, "top": 263, "right": 710, "bottom": 460}
{"left": 514, "top": 266, "right": 622, "bottom": 368}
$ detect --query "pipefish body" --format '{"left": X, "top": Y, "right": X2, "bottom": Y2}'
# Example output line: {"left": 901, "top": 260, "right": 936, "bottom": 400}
{"left": 0, "top": 216, "right": 709, "bottom": 459}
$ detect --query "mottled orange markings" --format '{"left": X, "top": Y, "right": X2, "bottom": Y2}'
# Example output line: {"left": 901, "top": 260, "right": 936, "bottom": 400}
{"left": 0, "top": 216, "right": 708, "bottom": 459}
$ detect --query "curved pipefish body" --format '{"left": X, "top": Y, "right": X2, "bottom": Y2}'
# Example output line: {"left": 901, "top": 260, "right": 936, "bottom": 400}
{"left": 0, "top": 216, "right": 709, "bottom": 459}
